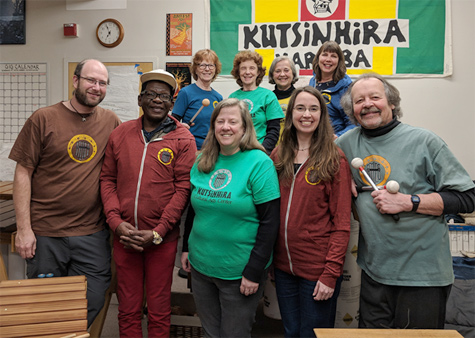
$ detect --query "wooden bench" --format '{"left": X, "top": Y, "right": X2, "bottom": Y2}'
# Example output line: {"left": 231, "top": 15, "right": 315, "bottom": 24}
{"left": 0, "top": 181, "right": 13, "bottom": 200}
{"left": 0, "top": 275, "right": 90, "bottom": 338}
{"left": 0, "top": 199, "right": 17, "bottom": 281}
{"left": 0, "top": 200, "right": 16, "bottom": 231}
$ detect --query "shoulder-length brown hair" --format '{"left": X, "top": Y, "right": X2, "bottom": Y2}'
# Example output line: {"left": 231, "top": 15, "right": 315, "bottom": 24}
{"left": 311, "top": 41, "right": 347, "bottom": 83}
{"left": 197, "top": 98, "right": 265, "bottom": 173}
{"left": 230, "top": 50, "right": 267, "bottom": 87}
{"left": 190, "top": 49, "right": 222, "bottom": 82}
{"left": 276, "top": 86, "right": 341, "bottom": 184}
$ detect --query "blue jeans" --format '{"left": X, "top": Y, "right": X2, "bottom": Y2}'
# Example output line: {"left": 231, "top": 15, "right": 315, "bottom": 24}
{"left": 190, "top": 266, "right": 267, "bottom": 338}
{"left": 274, "top": 268, "right": 342, "bottom": 338}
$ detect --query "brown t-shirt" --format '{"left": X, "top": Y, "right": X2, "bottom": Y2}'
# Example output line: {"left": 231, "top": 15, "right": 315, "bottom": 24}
{"left": 9, "top": 102, "right": 121, "bottom": 236}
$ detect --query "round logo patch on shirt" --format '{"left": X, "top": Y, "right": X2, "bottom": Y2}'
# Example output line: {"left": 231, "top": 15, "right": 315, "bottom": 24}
{"left": 361, "top": 155, "right": 391, "bottom": 186}
{"left": 67, "top": 134, "right": 97, "bottom": 163}
{"left": 321, "top": 92, "right": 331, "bottom": 105}
{"left": 158, "top": 148, "right": 174, "bottom": 165}
{"left": 209, "top": 169, "right": 232, "bottom": 190}
{"left": 242, "top": 99, "right": 254, "bottom": 116}
{"left": 305, "top": 166, "right": 321, "bottom": 185}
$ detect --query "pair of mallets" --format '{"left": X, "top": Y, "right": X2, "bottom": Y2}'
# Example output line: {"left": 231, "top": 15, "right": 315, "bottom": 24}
{"left": 351, "top": 157, "right": 400, "bottom": 222}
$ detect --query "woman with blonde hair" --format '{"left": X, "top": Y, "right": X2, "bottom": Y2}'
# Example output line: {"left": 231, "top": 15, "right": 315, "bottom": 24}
{"left": 181, "top": 98, "right": 281, "bottom": 337}
{"left": 270, "top": 86, "right": 352, "bottom": 337}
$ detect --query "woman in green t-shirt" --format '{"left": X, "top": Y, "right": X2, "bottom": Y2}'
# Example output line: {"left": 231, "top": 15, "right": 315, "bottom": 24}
{"left": 181, "top": 98, "right": 281, "bottom": 337}
{"left": 229, "top": 51, "right": 284, "bottom": 154}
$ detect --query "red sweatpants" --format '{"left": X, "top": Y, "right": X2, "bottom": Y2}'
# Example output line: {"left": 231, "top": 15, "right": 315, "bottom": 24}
{"left": 114, "top": 237, "right": 177, "bottom": 338}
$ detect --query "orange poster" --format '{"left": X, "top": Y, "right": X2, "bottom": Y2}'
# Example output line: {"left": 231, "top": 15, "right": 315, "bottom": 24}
{"left": 166, "top": 13, "right": 192, "bottom": 56}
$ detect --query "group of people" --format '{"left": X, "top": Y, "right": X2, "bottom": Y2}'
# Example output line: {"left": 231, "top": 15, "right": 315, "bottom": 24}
{"left": 8, "top": 40, "right": 474, "bottom": 338}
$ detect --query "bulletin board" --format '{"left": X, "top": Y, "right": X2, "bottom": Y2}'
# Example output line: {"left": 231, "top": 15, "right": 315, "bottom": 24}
{"left": 66, "top": 60, "right": 155, "bottom": 122}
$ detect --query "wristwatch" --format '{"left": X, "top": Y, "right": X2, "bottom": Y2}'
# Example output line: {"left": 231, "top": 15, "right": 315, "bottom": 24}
{"left": 152, "top": 230, "right": 163, "bottom": 245}
{"left": 411, "top": 195, "right": 420, "bottom": 212}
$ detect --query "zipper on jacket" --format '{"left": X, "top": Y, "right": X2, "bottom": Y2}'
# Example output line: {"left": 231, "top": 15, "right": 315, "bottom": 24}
{"left": 284, "top": 157, "right": 308, "bottom": 275}
{"left": 134, "top": 133, "right": 164, "bottom": 228}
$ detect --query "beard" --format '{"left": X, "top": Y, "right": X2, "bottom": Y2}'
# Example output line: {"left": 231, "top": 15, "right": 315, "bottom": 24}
{"left": 74, "top": 86, "right": 105, "bottom": 108}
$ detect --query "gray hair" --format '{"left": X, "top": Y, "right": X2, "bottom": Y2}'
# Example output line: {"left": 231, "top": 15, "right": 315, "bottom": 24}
{"left": 268, "top": 56, "right": 299, "bottom": 85}
{"left": 341, "top": 73, "right": 402, "bottom": 124}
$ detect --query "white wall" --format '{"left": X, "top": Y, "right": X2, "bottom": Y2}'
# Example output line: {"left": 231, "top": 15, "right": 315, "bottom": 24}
{"left": 1, "top": 0, "right": 474, "bottom": 177}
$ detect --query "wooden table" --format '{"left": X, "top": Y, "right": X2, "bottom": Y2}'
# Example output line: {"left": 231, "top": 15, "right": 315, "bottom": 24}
{"left": 314, "top": 329, "right": 463, "bottom": 338}
{"left": 0, "top": 181, "right": 13, "bottom": 200}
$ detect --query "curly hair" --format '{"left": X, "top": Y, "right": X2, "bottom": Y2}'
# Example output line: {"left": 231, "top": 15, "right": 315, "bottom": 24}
{"left": 189, "top": 49, "right": 222, "bottom": 82}
{"left": 230, "top": 50, "right": 266, "bottom": 87}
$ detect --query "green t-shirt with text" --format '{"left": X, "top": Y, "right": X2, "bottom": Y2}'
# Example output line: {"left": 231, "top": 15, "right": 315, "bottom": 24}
{"left": 188, "top": 149, "right": 280, "bottom": 280}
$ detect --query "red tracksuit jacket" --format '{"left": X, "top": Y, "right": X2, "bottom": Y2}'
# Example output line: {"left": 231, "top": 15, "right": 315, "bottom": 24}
{"left": 100, "top": 116, "right": 197, "bottom": 243}
{"left": 270, "top": 147, "right": 352, "bottom": 288}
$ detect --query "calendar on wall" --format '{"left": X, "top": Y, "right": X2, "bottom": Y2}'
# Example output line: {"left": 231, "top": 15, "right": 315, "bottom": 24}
{"left": 0, "top": 63, "right": 48, "bottom": 143}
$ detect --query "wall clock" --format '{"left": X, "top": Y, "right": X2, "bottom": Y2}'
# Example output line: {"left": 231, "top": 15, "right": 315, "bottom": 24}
{"left": 96, "top": 18, "right": 124, "bottom": 48}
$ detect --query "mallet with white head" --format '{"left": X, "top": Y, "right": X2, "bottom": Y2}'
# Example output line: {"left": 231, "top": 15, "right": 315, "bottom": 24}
{"left": 384, "top": 180, "right": 400, "bottom": 221}
{"left": 351, "top": 157, "right": 379, "bottom": 191}
{"left": 351, "top": 157, "right": 400, "bottom": 222}
{"left": 385, "top": 180, "right": 400, "bottom": 194}
{"left": 189, "top": 98, "right": 210, "bottom": 124}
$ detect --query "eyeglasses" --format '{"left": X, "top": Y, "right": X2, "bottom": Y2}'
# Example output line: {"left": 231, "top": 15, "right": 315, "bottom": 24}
{"left": 294, "top": 105, "right": 320, "bottom": 113}
{"left": 78, "top": 76, "right": 108, "bottom": 88}
{"left": 198, "top": 63, "right": 216, "bottom": 70}
{"left": 141, "top": 90, "right": 172, "bottom": 102}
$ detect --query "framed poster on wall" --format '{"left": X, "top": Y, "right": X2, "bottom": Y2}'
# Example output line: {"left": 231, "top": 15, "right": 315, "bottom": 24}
{"left": 0, "top": 0, "right": 26, "bottom": 44}
{"left": 165, "top": 62, "right": 191, "bottom": 97}
{"left": 166, "top": 13, "right": 192, "bottom": 56}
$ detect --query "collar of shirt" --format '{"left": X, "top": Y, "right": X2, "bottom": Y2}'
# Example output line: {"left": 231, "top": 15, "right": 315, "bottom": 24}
{"left": 142, "top": 116, "right": 175, "bottom": 142}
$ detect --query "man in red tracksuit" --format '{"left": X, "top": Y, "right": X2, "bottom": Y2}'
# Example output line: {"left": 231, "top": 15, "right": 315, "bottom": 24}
{"left": 100, "top": 69, "right": 197, "bottom": 337}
